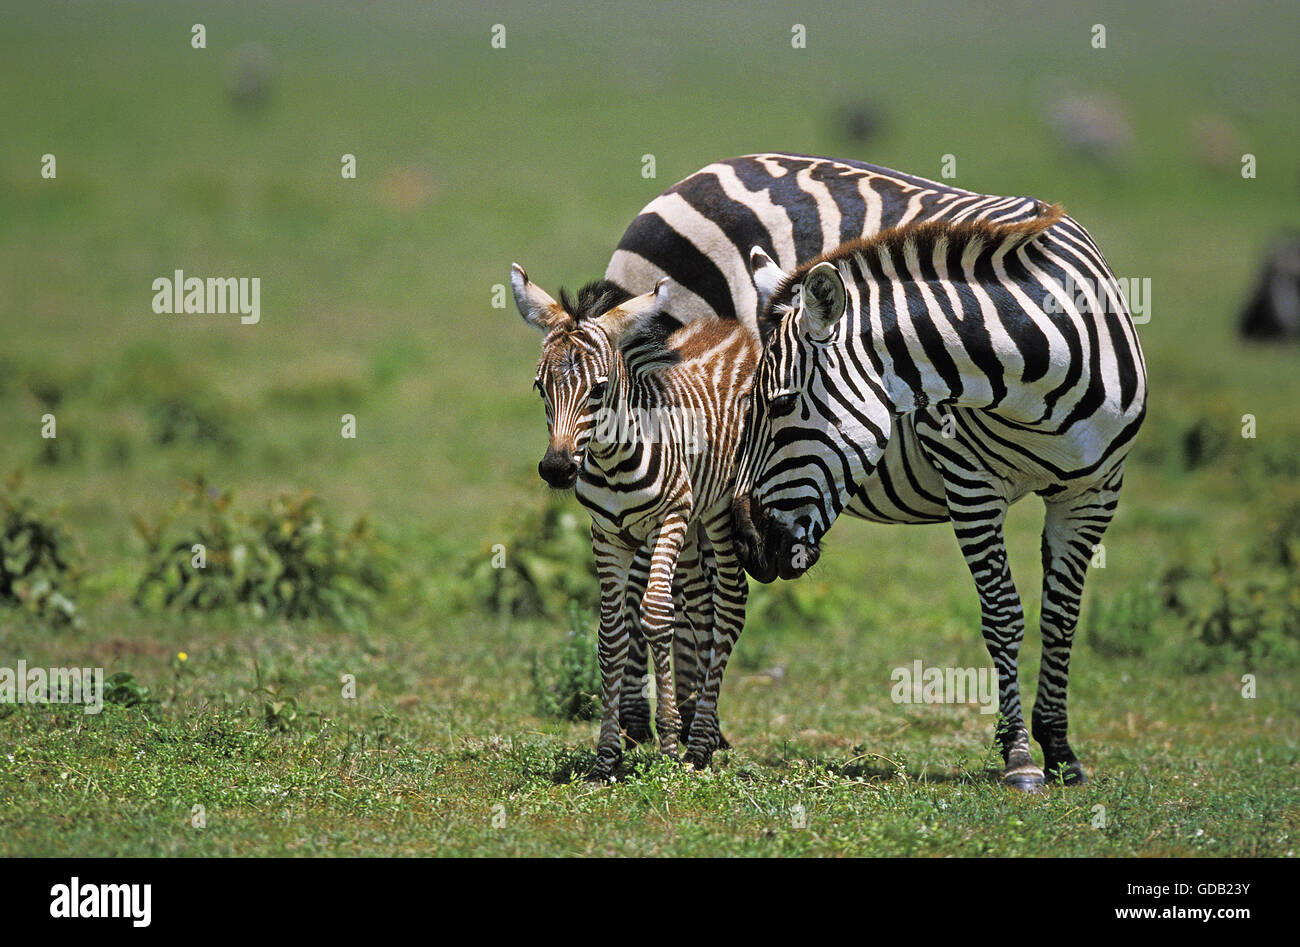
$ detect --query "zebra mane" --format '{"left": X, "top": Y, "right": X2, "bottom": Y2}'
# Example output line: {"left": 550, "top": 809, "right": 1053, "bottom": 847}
{"left": 617, "top": 310, "right": 685, "bottom": 377}
{"left": 556, "top": 280, "right": 633, "bottom": 326}
{"left": 758, "top": 201, "right": 1066, "bottom": 339}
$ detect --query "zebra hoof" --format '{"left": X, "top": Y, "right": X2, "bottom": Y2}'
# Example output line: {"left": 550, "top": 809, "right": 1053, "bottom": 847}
{"left": 623, "top": 726, "right": 654, "bottom": 747}
{"left": 1003, "top": 768, "right": 1045, "bottom": 794}
{"left": 587, "top": 749, "right": 622, "bottom": 783}
{"left": 682, "top": 729, "right": 730, "bottom": 750}
{"left": 1045, "top": 761, "right": 1088, "bottom": 786}
{"left": 683, "top": 749, "right": 713, "bottom": 771}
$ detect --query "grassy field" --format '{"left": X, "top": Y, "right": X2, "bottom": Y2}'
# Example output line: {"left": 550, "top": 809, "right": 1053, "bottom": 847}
{"left": 1, "top": 0, "right": 1297, "bottom": 856}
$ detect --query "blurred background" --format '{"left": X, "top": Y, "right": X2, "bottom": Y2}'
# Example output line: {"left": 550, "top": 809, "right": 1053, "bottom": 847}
{"left": 3, "top": 0, "right": 1296, "bottom": 543}
{"left": 0, "top": 0, "right": 1296, "bottom": 855}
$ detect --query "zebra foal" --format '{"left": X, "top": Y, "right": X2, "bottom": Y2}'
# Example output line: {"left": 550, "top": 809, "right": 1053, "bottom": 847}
{"left": 513, "top": 266, "right": 757, "bottom": 778}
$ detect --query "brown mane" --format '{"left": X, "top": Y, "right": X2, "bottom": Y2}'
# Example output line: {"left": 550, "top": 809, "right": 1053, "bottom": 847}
{"left": 762, "top": 201, "right": 1066, "bottom": 326}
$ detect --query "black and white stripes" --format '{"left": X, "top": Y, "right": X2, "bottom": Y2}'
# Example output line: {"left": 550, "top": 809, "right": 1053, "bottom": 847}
{"left": 512, "top": 269, "right": 757, "bottom": 777}
{"left": 731, "top": 204, "right": 1147, "bottom": 790}
{"left": 513, "top": 152, "right": 1145, "bottom": 789}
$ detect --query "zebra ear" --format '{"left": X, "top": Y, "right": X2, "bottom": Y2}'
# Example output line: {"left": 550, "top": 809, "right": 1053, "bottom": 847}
{"left": 596, "top": 278, "right": 669, "bottom": 343}
{"left": 511, "top": 263, "right": 568, "bottom": 332}
{"left": 750, "top": 246, "right": 789, "bottom": 315}
{"left": 799, "top": 262, "right": 846, "bottom": 338}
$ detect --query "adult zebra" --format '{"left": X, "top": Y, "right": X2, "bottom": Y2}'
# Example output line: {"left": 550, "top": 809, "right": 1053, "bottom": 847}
{"left": 731, "top": 204, "right": 1148, "bottom": 791}
{"left": 566, "top": 153, "right": 1056, "bottom": 748}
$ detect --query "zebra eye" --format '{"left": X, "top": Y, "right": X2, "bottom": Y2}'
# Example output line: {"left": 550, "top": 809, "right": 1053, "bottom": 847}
{"left": 769, "top": 392, "right": 798, "bottom": 418}
{"left": 589, "top": 380, "right": 608, "bottom": 401}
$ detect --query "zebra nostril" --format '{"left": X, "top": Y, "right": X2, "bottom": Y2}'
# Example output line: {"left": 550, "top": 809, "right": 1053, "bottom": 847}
{"left": 538, "top": 449, "right": 578, "bottom": 486}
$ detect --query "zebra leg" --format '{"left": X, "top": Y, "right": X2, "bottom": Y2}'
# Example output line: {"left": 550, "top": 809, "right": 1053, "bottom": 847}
{"left": 589, "top": 528, "right": 637, "bottom": 781}
{"left": 672, "top": 526, "right": 707, "bottom": 740}
{"left": 1032, "top": 470, "right": 1123, "bottom": 786}
{"left": 620, "top": 546, "right": 654, "bottom": 746}
{"left": 677, "top": 527, "right": 731, "bottom": 749}
{"left": 639, "top": 515, "right": 689, "bottom": 761}
{"left": 691, "top": 533, "right": 733, "bottom": 749}
{"left": 920, "top": 419, "right": 1040, "bottom": 791}
{"left": 684, "top": 506, "right": 748, "bottom": 770}
{"left": 952, "top": 504, "right": 1041, "bottom": 791}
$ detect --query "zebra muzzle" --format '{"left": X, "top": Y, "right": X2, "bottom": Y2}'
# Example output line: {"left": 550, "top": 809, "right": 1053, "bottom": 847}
{"left": 538, "top": 447, "right": 579, "bottom": 489}
{"left": 732, "top": 495, "right": 821, "bottom": 582}
{"left": 731, "top": 494, "right": 778, "bottom": 583}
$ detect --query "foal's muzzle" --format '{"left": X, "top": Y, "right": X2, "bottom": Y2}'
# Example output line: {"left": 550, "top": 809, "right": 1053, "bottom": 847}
{"left": 538, "top": 448, "right": 579, "bottom": 489}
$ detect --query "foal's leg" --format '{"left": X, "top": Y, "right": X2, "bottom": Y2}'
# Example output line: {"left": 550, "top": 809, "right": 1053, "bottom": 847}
{"left": 684, "top": 505, "right": 748, "bottom": 770}
{"left": 620, "top": 545, "right": 654, "bottom": 745}
{"left": 639, "top": 514, "right": 689, "bottom": 760}
{"left": 589, "top": 527, "right": 637, "bottom": 781}
{"left": 672, "top": 526, "right": 708, "bottom": 739}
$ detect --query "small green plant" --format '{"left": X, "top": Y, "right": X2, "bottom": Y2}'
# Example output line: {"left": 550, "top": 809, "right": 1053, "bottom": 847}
{"left": 146, "top": 396, "right": 233, "bottom": 449}
{"left": 0, "top": 472, "right": 80, "bottom": 625}
{"left": 134, "top": 477, "right": 392, "bottom": 628}
{"left": 459, "top": 496, "right": 597, "bottom": 620}
{"left": 1157, "top": 557, "right": 1300, "bottom": 670}
{"left": 102, "top": 671, "right": 160, "bottom": 716}
{"left": 1190, "top": 563, "right": 1299, "bottom": 663}
{"left": 531, "top": 601, "right": 601, "bottom": 721}
{"left": 746, "top": 577, "right": 841, "bottom": 632}
{"left": 1256, "top": 500, "right": 1300, "bottom": 570}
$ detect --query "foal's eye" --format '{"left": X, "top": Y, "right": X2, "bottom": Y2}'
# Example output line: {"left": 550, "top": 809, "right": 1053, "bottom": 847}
{"left": 769, "top": 392, "right": 798, "bottom": 418}
{"left": 588, "top": 380, "right": 608, "bottom": 401}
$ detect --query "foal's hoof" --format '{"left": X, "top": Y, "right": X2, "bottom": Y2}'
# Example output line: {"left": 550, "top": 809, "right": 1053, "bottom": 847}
{"left": 1003, "top": 767, "right": 1045, "bottom": 794}
{"left": 623, "top": 726, "right": 654, "bottom": 747}
{"left": 586, "top": 752, "right": 622, "bottom": 783}
{"left": 683, "top": 749, "right": 713, "bottom": 771}
{"left": 1045, "top": 761, "right": 1088, "bottom": 786}
{"left": 716, "top": 732, "right": 732, "bottom": 751}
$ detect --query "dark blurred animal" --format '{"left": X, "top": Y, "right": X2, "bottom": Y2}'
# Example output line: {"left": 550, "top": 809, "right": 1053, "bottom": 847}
{"left": 1239, "top": 232, "right": 1300, "bottom": 340}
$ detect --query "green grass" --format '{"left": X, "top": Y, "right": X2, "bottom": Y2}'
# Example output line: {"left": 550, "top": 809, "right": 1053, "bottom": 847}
{"left": 1, "top": 0, "right": 1298, "bottom": 856}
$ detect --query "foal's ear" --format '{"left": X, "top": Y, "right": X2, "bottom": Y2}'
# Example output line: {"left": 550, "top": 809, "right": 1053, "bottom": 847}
{"left": 798, "top": 261, "right": 847, "bottom": 339}
{"left": 749, "top": 246, "right": 789, "bottom": 316}
{"left": 595, "top": 278, "right": 670, "bottom": 344}
{"left": 510, "top": 263, "right": 568, "bottom": 332}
